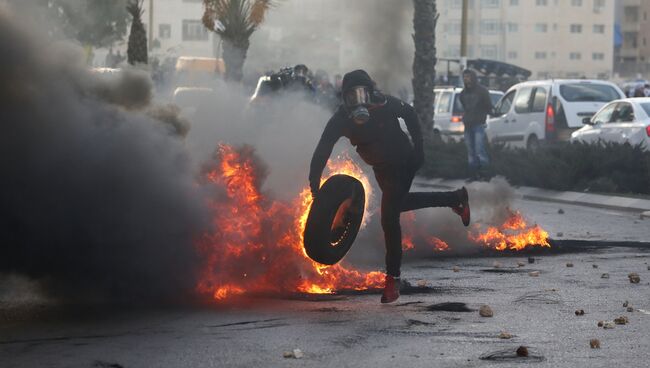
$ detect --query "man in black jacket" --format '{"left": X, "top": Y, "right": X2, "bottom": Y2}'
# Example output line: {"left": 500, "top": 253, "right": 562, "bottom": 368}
{"left": 458, "top": 69, "right": 493, "bottom": 180}
{"left": 309, "top": 70, "right": 470, "bottom": 303}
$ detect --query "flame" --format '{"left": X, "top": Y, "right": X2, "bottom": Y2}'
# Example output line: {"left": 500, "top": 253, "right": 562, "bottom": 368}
{"left": 429, "top": 237, "right": 450, "bottom": 252}
{"left": 469, "top": 209, "right": 550, "bottom": 251}
{"left": 197, "top": 145, "right": 383, "bottom": 301}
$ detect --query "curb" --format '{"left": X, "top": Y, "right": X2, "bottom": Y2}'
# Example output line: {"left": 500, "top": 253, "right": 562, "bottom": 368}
{"left": 415, "top": 178, "right": 650, "bottom": 214}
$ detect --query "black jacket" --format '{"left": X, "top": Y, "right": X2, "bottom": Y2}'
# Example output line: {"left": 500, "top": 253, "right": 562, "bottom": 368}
{"left": 309, "top": 95, "right": 423, "bottom": 191}
{"left": 458, "top": 71, "right": 493, "bottom": 128}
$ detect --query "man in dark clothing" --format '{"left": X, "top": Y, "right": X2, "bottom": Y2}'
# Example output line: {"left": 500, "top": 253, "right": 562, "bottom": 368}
{"left": 459, "top": 69, "right": 493, "bottom": 180}
{"left": 309, "top": 70, "right": 470, "bottom": 304}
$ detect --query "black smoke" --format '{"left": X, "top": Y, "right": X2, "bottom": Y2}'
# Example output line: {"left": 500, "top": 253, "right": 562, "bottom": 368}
{"left": 0, "top": 8, "right": 209, "bottom": 302}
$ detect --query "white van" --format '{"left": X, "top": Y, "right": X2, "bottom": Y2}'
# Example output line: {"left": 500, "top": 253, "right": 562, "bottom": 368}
{"left": 487, "top": 80, "right": 625, "bottom": 149}
{"left": 433, "top": 87, "right": 504, "bottom": 141}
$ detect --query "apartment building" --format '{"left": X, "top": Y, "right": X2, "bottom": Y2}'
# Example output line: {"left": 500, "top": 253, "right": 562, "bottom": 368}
{"left": 437, "top": 0, "right": 615, "bottom": 79}
{"left": 616, "top": 0, "right": 650, "bottom": 76}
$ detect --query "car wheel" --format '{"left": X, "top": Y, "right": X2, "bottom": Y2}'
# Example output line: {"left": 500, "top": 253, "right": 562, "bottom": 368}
{"left": 303, "top": 174, "right": 365, "bottom": 265}
{"left": 526, "top": 135, "right": 540, "bottom": 151}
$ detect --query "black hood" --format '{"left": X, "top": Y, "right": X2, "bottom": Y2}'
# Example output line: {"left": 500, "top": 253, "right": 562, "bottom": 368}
{"left": 463, "top": 69, "right": 479, "bottom": 88}
{"left": 342, "top": 69, "right": 374, "bottom": 93}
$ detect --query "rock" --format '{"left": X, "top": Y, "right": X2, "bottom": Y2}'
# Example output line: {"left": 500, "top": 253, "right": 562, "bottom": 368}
{"left": 590, "top": 339, "right": 601, "bottom": 349}
{"left": 592, "top": 264, "right": 598, "bottom": 269}
{"left": 627, "top": 307, "right": 634, "bottom": 312}
{"left": 603, "top": 321, "right": 615, "bottom": 329}
{"left": 516, "top": 346, "right": 529, "bottom": 357}
{"left": 283, "top": 349, "right": 304, "bottom": 359}
{"left": 498, "top": 332, "right": 512, "bottom": 339}
{"left": 614, "top": 316, "right": 629, "bottom": 325}
{"left": 623, "top": 301, "right": 629, "bottom": 308}
{"left": 601, "top": 273, "right": 610, "bottom": 279}
{"left": 417, "top": 280, "right": 427, "bottom": 287}
{"left": 479, "top": 305, "right": 494, "bottom": 317}
{"left": 528, "top": 257, "right": 535, "bottom": 264}
{"left": 628, "top": 273, "right": 640, "bottom": 284}
{"left": 575, "top": 309, "right": 585, "bottom": 316}
{"left": 557, "top": 232, "right": 564, "bottom": 237}
{"left": 558, "top": 208, "right": 565, "bottom": 214}
{"left": 517, "top": 261, "right": 526, "bottom": 267}
{"left": 529, "top": 271, "right": 540, "bottom": 277}
{"left": 566, "top": 262, "right": 574, "bottom": 268}
{"left": 493, "top": 261, "right": 502, "bottom": 269}
{"left": 452, "top": 266, "right": 460, "bottom": 273}
{"left": 597, "top": 321, "right": 604, "bottom": 327}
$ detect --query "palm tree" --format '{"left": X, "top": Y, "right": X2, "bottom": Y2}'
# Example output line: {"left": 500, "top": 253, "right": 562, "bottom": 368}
{"left": 126, "top": 0, "right": 148, "bottom": 65}
{"left": 202, "top": 0, "right": 277, "bottom": 82}
{"left": 412, "top": 0, "right": 439, "bottom": 139}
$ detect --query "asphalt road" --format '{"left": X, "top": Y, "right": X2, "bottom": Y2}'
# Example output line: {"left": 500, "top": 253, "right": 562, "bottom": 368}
{"left": 1, "top": 199, "right": 649, "bottom": 368}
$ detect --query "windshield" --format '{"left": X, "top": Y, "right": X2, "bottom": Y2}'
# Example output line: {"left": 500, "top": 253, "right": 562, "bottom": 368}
{"left": 559, "top": 83, "right": 621, "bottom": 103}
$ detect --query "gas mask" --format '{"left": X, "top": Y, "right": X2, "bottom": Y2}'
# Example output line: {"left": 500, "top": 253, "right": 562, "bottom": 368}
{"left": 344, "top": 86, "right": 372, "bottom": 125}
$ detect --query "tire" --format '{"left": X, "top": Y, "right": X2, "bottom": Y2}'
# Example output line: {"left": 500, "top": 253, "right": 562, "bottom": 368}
{"left": 303, "top": 174, "right": 366, "bottom": 265}
{"left": 526, "top": 134, "right": 540, "bottom": 151}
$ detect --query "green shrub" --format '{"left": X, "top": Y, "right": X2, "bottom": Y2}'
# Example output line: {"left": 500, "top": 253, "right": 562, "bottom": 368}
{"left": 421, "top": 140, "right": 650, "bottom": 195}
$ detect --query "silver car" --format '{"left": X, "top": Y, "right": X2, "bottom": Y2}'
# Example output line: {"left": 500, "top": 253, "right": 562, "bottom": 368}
{"left": 433, "top": 87, "right": 503, "bottom": 142}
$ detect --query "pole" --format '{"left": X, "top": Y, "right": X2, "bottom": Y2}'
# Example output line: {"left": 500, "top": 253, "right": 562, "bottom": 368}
{"left": 460, "top": 0, "right": 468, "bottom": 71}
{"left": 148, "top": 0, "right": 154, "bottom": 51}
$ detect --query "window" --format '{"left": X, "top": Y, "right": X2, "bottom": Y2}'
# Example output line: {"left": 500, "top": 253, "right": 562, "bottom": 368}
{"left": 510, "top": 0, "right": 519, "bottom": 5}
{"left": 507, "top": 23, "right": 518, "bottom": 32}
{"left": 611, "top": 103, "right": 635, "bottom": 123}
{"left": 182, "top": 20, "right": 209, "bottom": 41}
{"left": 571, "top": 0, "right": 582, "bottom": 5}
{"left": 592, "top": 53, "right": 605, "bottom": 61}
{"left": 570, "top": 24, "right": 582, "bottom": 33}
{"left": 514, "top": 87, "right": 533, "bottom": 114}
{"left": 159, "top": 24, "right": 171, "bottom": 39}
{"left": 436, "top": 92, "right": 453, "bottom": 113}
{"left": 591, "top": 103, "right": 615, "bottom": 124}
{"left": 508, "top": 51, "right": 518, "bottom": 59}
{"left": 535, "top": 52, "right": 547, "bottom": 59}
{"left": 624, "top": 6, "right": 639, "bottom": 23}
{"left": 445, "top": 21, "right": 461, "bottom": 34}
{"left": 639, "top": 103, "right": 650, "bottom": 117}
{"left": 569, "top": 52, "right": 581, "bottom": 60}
{"left": 531, "top": 88, "right": 548, "bottom": 113}
{"left": 536, "top": 0, "right": 547, "bottom": 5}
{"left": 593, "top": 24, "right": 605, "bottom": 34}
{"left": 481, "top": 0, "right": 499, "bottom": 7}
{"left": 559, "top": 83, "right": 621, "bottom": 102}
{"left": 624, "top": 32, "right": 638, "bottom": 48}
{"left": 481, "top": 45, "right": 498, "bottom": 59}
{"left": 480, "top": 20, "right": 500, "bottom": 34}
{"left": 535, "top": 23, "right": 548, "bottom": 33}
{"left": 495, "top": 91, "right": 515, "bottom": 116}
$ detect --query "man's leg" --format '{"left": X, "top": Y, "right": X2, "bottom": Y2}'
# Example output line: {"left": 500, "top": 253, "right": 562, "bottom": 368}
{"left": 475, "top": 125, "right": 491, "bottom": 178}
{"left": 464, "top": 126, "right": 479, "bottom": 179}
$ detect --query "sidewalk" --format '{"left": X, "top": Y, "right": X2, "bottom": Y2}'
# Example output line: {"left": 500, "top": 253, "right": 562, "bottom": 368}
{"left": 415, "top": 177, "right": 650, "bottom": 216}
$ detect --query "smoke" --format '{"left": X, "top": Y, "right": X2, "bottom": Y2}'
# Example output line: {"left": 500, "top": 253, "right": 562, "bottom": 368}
{"left": 0, "top": 8, "right": 209, "bottom": 302}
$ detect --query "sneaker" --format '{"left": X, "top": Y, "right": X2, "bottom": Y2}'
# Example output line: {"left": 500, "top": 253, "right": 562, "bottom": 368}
{"left": 380, "top": 275, "right": 400, "bottom": 304}
{"left": 452, "top": 187, "right": 470, "bottom": 227}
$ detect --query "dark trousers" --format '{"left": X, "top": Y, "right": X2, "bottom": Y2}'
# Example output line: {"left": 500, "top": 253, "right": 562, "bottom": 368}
{"left": 373, "top": 164, "right": 460, "bottom": 277}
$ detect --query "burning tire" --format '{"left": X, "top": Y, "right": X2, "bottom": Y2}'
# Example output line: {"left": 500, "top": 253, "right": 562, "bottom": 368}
{"left": 303, "top": 174, "right": 366, "bottom": 265}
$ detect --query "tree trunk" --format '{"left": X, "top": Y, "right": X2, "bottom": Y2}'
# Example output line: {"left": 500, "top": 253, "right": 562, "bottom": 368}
{"left": 222, "top": 38, "right": 249, "bottom": 82}
{"left": 412, "top": 0, "right": 438, "bottom": 140}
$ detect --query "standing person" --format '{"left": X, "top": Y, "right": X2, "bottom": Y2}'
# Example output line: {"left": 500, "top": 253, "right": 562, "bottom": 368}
{"left": 309, "top": 70, "right": 470, "bottom": 304}
{"left": 459, "top": 69, "right": 493, "bottom": 181}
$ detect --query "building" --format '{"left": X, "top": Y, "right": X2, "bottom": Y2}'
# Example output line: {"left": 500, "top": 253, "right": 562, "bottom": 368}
{"left": 615, "top": 0, "right": 650, "bottom": 76}
{"left": 141, "top": 0, "right": 218, "bottom": 59}
{"left": 437, "top": 0, "right": 615, "bottom": 80}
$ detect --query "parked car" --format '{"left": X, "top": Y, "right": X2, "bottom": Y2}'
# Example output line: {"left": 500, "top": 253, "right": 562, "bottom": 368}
{"left": 486, "top": 79, "right": 625, "bottom": 149}
{"left": 570, "top": 98, "right": 650, "bottom": 150}
{"left": 432, "top": 87, "right": 503, "bottom": 141}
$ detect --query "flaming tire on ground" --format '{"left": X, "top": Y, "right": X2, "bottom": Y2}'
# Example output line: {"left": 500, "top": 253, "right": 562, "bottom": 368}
{"left": 303, "top": 174, "right": 366, "bottom": 265}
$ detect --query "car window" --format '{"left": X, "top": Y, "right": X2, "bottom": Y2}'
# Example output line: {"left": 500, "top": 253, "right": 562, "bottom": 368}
{"left": 490, "top": 93, "right": 503, "bottom": 107}
{"left": 514, "top": 87, "right": 534, "bottom": 114}
{"left": 640, "top": 103, "right": 650, "bottom": 116}
{"left": 531, "top": 87, "right": 548, "bottom": 113}
{"left": 495, "top": 90, "right": 515, "bottom": 116}
{"left": 433, "top": 91, "right": 441, "bottom": 108}
{"left": 436, "top": 92, "right": 452, "bottom": 113}
{"left": 559, "top": 83, "right": 621, "bottom": 102}
{"left": 452, "top": 95, "right": 464, "bottom": 114}
{"left": 610, "top": 102, "right": 635, "bottom": 123}
{"left": 591, "top": 103, "right": 616, "bottom": 124}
